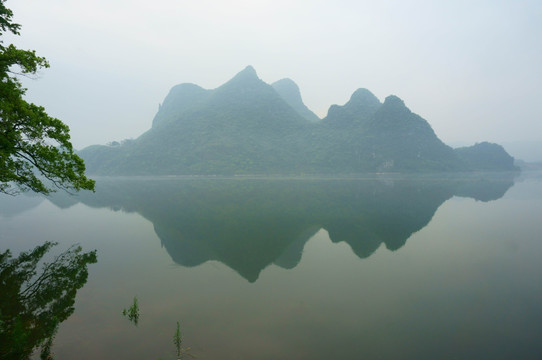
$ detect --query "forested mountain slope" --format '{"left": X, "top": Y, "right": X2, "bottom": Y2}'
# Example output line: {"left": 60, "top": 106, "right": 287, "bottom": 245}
{"left": 80, "top": 66, "right": 518, "bottom": 174}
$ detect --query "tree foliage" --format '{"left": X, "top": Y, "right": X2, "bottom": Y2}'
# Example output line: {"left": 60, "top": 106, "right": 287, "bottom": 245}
{"left": 0, "top": 1, "right": 95, "bottom": 195}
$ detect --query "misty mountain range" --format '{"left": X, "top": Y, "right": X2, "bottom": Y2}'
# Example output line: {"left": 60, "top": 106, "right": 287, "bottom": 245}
{"left": 80, "top": 66, "right": 518, "bottom": 174}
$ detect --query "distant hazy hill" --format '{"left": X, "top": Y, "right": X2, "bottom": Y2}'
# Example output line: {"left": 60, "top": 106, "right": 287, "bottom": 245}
{"left": 80, "top": 66, "right": 518, "bottom": 174}
{"left": 454, "top": 141, "right": 519, "bottom": 172}
{"left": 271, "top": 78, "right": 320, "bottom": 122}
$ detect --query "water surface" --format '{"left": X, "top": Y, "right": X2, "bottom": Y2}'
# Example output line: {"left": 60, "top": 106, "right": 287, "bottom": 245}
{"left": 1, "top": 173, "right": 541, "bottom": 359}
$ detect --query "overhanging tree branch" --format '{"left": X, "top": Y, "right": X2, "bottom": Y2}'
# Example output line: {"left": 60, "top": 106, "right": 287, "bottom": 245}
{"left": 0, "top": 0, "right": 94, "bottom": 195}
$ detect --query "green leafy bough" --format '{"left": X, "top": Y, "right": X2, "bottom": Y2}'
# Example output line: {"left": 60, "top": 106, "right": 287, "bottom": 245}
{"left": 0, "top": 0, "right": 95, "bottom": 195}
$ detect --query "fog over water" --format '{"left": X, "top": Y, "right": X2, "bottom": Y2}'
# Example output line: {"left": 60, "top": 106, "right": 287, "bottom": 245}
{"left": 6, "top": 1, "right": 542, "bottom": 160}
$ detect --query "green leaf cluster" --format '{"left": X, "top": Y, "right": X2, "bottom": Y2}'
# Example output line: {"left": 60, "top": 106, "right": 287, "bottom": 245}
{"left": 122, "top": 296, "right": 140, "bottom": 326}
{"left": 0, "top": 1, "right": 95, "bottom": 195}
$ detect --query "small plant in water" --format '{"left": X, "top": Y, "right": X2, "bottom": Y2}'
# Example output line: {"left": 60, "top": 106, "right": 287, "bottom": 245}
{"left": 173, "top": 321, "right": 193, "bottom": 359}
{"left": 122, "top": 296, "right": 140, "bottom": 326}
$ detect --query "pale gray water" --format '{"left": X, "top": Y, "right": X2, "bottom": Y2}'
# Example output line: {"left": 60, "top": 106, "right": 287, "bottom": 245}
{"left": 1, "top": 173, "right": 541, "bottom": 359}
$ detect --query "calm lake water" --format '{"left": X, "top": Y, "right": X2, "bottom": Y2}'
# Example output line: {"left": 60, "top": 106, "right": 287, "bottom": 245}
{"left": 1, "top": 173, "right": 542, "bottom": 359}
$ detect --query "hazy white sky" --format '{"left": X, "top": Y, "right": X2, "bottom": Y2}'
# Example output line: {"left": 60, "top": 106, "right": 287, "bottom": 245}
{"left": 7, "top": 0, "right": 542, "bottom": 152}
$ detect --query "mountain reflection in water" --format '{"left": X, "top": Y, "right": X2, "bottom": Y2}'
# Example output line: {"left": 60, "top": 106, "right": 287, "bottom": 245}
{"left": 49, "top": 174, "right": 515, "bottom": 282}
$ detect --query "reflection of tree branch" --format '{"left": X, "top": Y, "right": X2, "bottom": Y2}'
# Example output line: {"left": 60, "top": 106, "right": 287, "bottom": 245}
{"left": 0, "top": 241, "right": 97, "bottom": 359}
{"left": 19, "top": 245, "right": 79, "bottom": 301}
